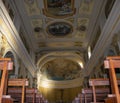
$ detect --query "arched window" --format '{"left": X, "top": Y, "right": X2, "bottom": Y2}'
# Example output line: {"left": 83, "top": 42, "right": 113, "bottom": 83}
{"left": 88, "top": 46, "right": 91, "bottom": 59}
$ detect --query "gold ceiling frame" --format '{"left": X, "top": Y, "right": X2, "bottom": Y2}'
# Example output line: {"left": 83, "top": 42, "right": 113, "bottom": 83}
{"left": 43, "top": 0, "right": 76, "bottom": 18}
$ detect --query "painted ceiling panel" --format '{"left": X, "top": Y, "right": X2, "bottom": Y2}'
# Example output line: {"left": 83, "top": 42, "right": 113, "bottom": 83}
{"left": 20, "top": 0, "right": 95, "bottom": 52}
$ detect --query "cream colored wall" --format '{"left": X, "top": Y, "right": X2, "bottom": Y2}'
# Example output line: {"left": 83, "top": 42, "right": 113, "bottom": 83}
{"left": 39, "top": 86, "right": 81, "bottom": 102}
{"left": 0, "top": 32, "right": 34, "bottom": 87}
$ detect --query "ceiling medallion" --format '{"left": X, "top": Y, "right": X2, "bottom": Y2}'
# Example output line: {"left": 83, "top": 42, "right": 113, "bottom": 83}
{"left": 43, "top": 0, "right": 76, "bottom": 18}
{"left": 47, "top": 22, "right": 73, "bottom": 37}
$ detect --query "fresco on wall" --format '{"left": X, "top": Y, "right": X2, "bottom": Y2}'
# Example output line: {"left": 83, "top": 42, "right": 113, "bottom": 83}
{"left": 40, "top": 58, "right": 82, "bottom": 81}
{"left": 44, "top": 0, "right": 75, "bottom": 17}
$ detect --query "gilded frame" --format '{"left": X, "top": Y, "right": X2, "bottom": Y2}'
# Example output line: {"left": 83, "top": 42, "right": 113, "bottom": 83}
{"left": 43, "top": 0, "right": 76, "bottom": 18}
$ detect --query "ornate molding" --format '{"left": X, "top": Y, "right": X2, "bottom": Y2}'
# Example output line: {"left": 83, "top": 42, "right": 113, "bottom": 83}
{"left": 37, "top": 77, "right": 84, "bottom": 89}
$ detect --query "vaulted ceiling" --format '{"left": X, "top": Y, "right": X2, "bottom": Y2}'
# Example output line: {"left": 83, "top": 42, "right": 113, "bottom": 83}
{"left": 1, "top": 0, "right": 120, "bottom": 102}
{"left": 1, "top": 0, "right": 119, "bottom": 87}
{"left": 4, "top": 0, "right": 113, "bottom": 78}
{"left": 13, "top": 0, "right": 102, "bottom": 53}
{"left": 5, "top": 0, "right": 102, "bottom": 87}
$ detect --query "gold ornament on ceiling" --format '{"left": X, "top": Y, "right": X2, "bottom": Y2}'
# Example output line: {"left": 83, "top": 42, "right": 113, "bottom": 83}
{"left": 79, "top": 0, "right": 94, "bottom": 15}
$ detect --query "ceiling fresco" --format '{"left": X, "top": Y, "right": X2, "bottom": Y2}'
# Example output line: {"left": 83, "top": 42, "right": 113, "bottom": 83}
{"left": 40, "top": 58, "right": 82, "bottom": 81}
{"left": 47, "top": 22, "right": 73, "bottom": 37}
{"left": 43, "top": 0, "right": 75, "bottom": 18}
{"left": 3, "top": 0, "right": 117, "bottom": 101}
{"left": 23, "top": 0, "right": 95, "bottom": 51}
{"left": 21, "top": 0, "right": 95, "bottom": 79}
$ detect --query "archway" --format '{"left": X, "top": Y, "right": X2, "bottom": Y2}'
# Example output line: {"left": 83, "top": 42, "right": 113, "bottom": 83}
{"left": 4, "top": 51, "right": 16, "bottom": 78}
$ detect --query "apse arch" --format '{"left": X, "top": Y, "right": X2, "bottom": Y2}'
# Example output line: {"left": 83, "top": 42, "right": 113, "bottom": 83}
{"left": 37, "top": 51, "right": 84, "bottom": 71}
{"left": 36, "top": 51, "right": 85, "bottom": 88}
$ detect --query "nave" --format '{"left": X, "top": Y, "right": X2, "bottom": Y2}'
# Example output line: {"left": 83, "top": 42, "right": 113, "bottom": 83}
{"left": 1, "top": 0, "right": 120, "bottom": 103}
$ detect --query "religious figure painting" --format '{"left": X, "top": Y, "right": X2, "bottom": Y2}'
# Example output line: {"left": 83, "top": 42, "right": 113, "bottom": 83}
{"left": 44, "top": 0, "right": 75, "bottom": 18}
{"left": 40, "top": 59, "right": 82, "bottom": 81}
{"left": 47, "top": 22, "right": 72, "bottom": 37}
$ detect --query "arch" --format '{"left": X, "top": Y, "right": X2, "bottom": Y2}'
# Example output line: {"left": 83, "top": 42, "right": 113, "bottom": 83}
{"left": 36, "top": 51, "right": 85, "bottom": 88}
{"left": 37, "top": 51, "right": 84, "bottom": 71}
{"left": 3, "top": 48, "right": 19, "bottom": 78}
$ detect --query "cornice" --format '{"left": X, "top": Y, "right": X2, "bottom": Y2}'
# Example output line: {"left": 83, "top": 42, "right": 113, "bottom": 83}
{"left": 37, "top": 77, "right": 84, "bottom": 89}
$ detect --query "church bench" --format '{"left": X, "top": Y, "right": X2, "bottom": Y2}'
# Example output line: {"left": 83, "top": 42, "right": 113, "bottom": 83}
{"left": 2, "top": 95, "right": 14, "bottom": 103}
{"left": 104, "top": 94, "right": 116, "bottom": 103}
{"left": 77, "top": 93, "right": 85, "bottom": 103}
{"left": 7, "top": 78, "right": 29, "bottom": 103}
{"left": 81, "top": 88, "right": 109, "bottom": 103}
{"left": 8, "top": 87, "right": 37, "bottom": 103}
{"left": 89, "top": 78, "right": 120, "bottom": 103}
{"left": 104, "top": 56, "right": 120, "bottom": 103}
{"left": 0, "top": 58, "right": 13, "bottom": 103}
{"left": 8, "top": 87, "right": 44, "bottom": 103}
{"left": 26, "top": 93, "right": 46, "bottom": 103}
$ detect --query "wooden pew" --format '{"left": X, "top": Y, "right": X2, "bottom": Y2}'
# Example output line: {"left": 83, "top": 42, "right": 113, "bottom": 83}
{"left": 8, "top": 87, "right": 45, "bottom": 103}
{"left": 81, "top": 89, "right": 93, "bottom": 103}
{"left": 104, "top": 56, "right": 120, "bottom": 103}
{"left": 77, "top": 93, "right": 85, "bottom": 103}
{"left": 82, "top": 88, "right": 109, "bottom": 103}
{"left": 7, "top": 78, "right": 29, "bottom": 103}
{"left": 8, "top": 87, "right": 37, "bottom": 103}
{"left": 104, "top": 94, "right": 116, "bottom": 103}
{"left": 36, "top": 94, "right": 45, "bottom": 103}
{"left": 0, "top": 58, "right": 13, "bottom": 103}
{"left": 78, "top": 93, "right": 93, "bottom": 103}
{"left": 89, "top": 78, "right": 120, "bottom": 103}
{"left": 2, "top": 95, "right": 13, "bottom": 103}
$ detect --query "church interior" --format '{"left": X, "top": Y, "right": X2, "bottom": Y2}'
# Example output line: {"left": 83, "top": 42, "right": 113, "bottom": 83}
{"left": 0, "top": 0, "right": 120, "bottom": 103}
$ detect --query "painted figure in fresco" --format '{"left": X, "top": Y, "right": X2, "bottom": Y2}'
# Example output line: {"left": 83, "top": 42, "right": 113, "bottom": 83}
{"left": 47, "top": 0, "right": 73, "bottom": 16}
{"left": 48, "top": 22, "right": 71, "bottom": 36}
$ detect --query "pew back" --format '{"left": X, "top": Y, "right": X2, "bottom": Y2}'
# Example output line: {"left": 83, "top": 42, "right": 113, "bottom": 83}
{"left": 89, "top": 78, "right": 120, "bottom": 103}
{"left": 104, "top": 56, "right": 120, "bottom": 103}
{"left": 0, "top": 58, "right": 13, "bottom": 102}
{"left": 8, "top": 79, "right": 29, "bottom": 103}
